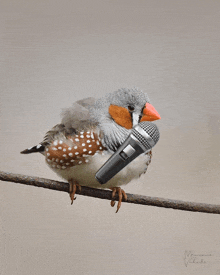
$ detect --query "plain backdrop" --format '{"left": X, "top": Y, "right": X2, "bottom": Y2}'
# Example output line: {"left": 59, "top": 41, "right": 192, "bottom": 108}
{"left": 1, "top": 1, "right": 220, "bottom": 274}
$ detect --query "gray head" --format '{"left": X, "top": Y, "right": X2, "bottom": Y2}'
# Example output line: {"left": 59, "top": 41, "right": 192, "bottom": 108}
{"left": 90, "top": 87, "right": 159, "bottom": 151}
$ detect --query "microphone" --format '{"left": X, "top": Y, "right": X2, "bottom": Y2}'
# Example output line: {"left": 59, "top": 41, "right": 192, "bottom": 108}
{"left": 95, "top": 121, "right": 160, "bottom": 184}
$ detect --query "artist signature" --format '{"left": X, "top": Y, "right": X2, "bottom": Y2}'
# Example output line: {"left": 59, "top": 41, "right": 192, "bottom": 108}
{"left": 184, "top": 250, "right": 212, "bottom": 267}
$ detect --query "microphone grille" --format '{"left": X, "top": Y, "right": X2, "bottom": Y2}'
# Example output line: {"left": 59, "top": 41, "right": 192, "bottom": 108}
{"left": 132, "top": 122, "right": 160, "bottom": 150}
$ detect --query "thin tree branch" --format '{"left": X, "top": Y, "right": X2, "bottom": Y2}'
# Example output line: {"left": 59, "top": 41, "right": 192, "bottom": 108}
{"left": 0, "top": 171, "right": 220, "bottom": 214}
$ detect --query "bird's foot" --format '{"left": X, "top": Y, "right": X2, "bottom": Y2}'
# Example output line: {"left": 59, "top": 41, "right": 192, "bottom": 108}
{"left": 110, "top": 187, "right": 127, "bottom": 213}
{"left": 69, "top": 179, "right": 81, "bottom": 204}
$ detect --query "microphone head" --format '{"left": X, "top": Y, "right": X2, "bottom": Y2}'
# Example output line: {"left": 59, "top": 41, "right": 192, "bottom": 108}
{"left": 132, "top": 121, "right": 160, "bottom": 150}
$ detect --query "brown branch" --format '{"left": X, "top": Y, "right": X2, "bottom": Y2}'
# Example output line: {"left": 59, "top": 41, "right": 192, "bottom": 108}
{"left": 0, "top": 171, "right": 220, "bottom": 214}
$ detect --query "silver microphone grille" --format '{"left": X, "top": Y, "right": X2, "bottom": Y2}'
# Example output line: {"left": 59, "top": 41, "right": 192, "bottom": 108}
{"left": 132, "top": 122, "right": 160, "bottom": 150}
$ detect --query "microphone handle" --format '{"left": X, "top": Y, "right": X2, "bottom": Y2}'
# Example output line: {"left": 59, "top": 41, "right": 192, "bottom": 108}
{"left": 95, "top": 135, "right": 145, "bottom": 184}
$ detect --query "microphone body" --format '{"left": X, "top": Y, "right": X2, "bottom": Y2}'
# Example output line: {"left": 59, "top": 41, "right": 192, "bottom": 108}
{"left": 95, "top": 122, "right": 160, "bottom": 185}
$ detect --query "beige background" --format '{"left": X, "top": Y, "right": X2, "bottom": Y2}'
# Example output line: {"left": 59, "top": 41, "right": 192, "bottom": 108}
{"left": 1, "top": 0, "right": 220, "bottom": 274}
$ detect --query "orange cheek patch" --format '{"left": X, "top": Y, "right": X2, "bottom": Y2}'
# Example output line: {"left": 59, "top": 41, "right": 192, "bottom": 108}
{"left": 109, "top": 105, "right": 132, "bottom": 129}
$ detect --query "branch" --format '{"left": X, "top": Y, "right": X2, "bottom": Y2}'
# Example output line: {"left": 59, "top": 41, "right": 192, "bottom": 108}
{"left": 0, "top": 171, "right": 220, "bottom": 214}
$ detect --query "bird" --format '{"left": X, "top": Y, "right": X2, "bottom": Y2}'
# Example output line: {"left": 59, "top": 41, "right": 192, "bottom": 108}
{"left": 21, "top": 88, "right": 161, "bottom": 212}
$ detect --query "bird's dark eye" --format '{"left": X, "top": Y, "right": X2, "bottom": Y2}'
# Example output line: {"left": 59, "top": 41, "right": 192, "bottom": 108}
{"left": 128, "top": 105, "right": 134, "bottom": 112}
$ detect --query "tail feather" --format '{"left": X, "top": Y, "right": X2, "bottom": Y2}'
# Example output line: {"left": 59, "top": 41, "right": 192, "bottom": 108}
{"left": 20, "top": 144, "right": 45, "bottom": 154}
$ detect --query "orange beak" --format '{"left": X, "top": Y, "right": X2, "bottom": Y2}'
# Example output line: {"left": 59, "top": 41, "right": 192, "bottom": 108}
{"left": 140, "top": 103, "right": 161, "bottom": 122}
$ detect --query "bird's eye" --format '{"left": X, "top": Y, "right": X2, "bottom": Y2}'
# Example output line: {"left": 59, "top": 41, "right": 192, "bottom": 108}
{"left": 128, "top": 106, "right": 134, "bottom": 112}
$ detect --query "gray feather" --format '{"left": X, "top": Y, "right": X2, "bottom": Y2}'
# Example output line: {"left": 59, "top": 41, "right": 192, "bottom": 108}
{"left": 61, "top": 97, "right": 97, "bottom": 131}
{"left": 21, "top": 88, "right": 151, "bottom": 154}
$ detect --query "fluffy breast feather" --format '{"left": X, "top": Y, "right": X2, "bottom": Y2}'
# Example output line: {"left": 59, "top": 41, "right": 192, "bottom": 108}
{"left": 51, "top": 150, "right": 152, "bottom": 189}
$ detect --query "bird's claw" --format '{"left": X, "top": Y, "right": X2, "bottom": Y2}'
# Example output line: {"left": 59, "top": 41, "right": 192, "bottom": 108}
{"left": 69, "top": 180, "right": 81, "bottom": 204}
{"left": 110, "top": 187, "right": 127, "bottom": 213}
